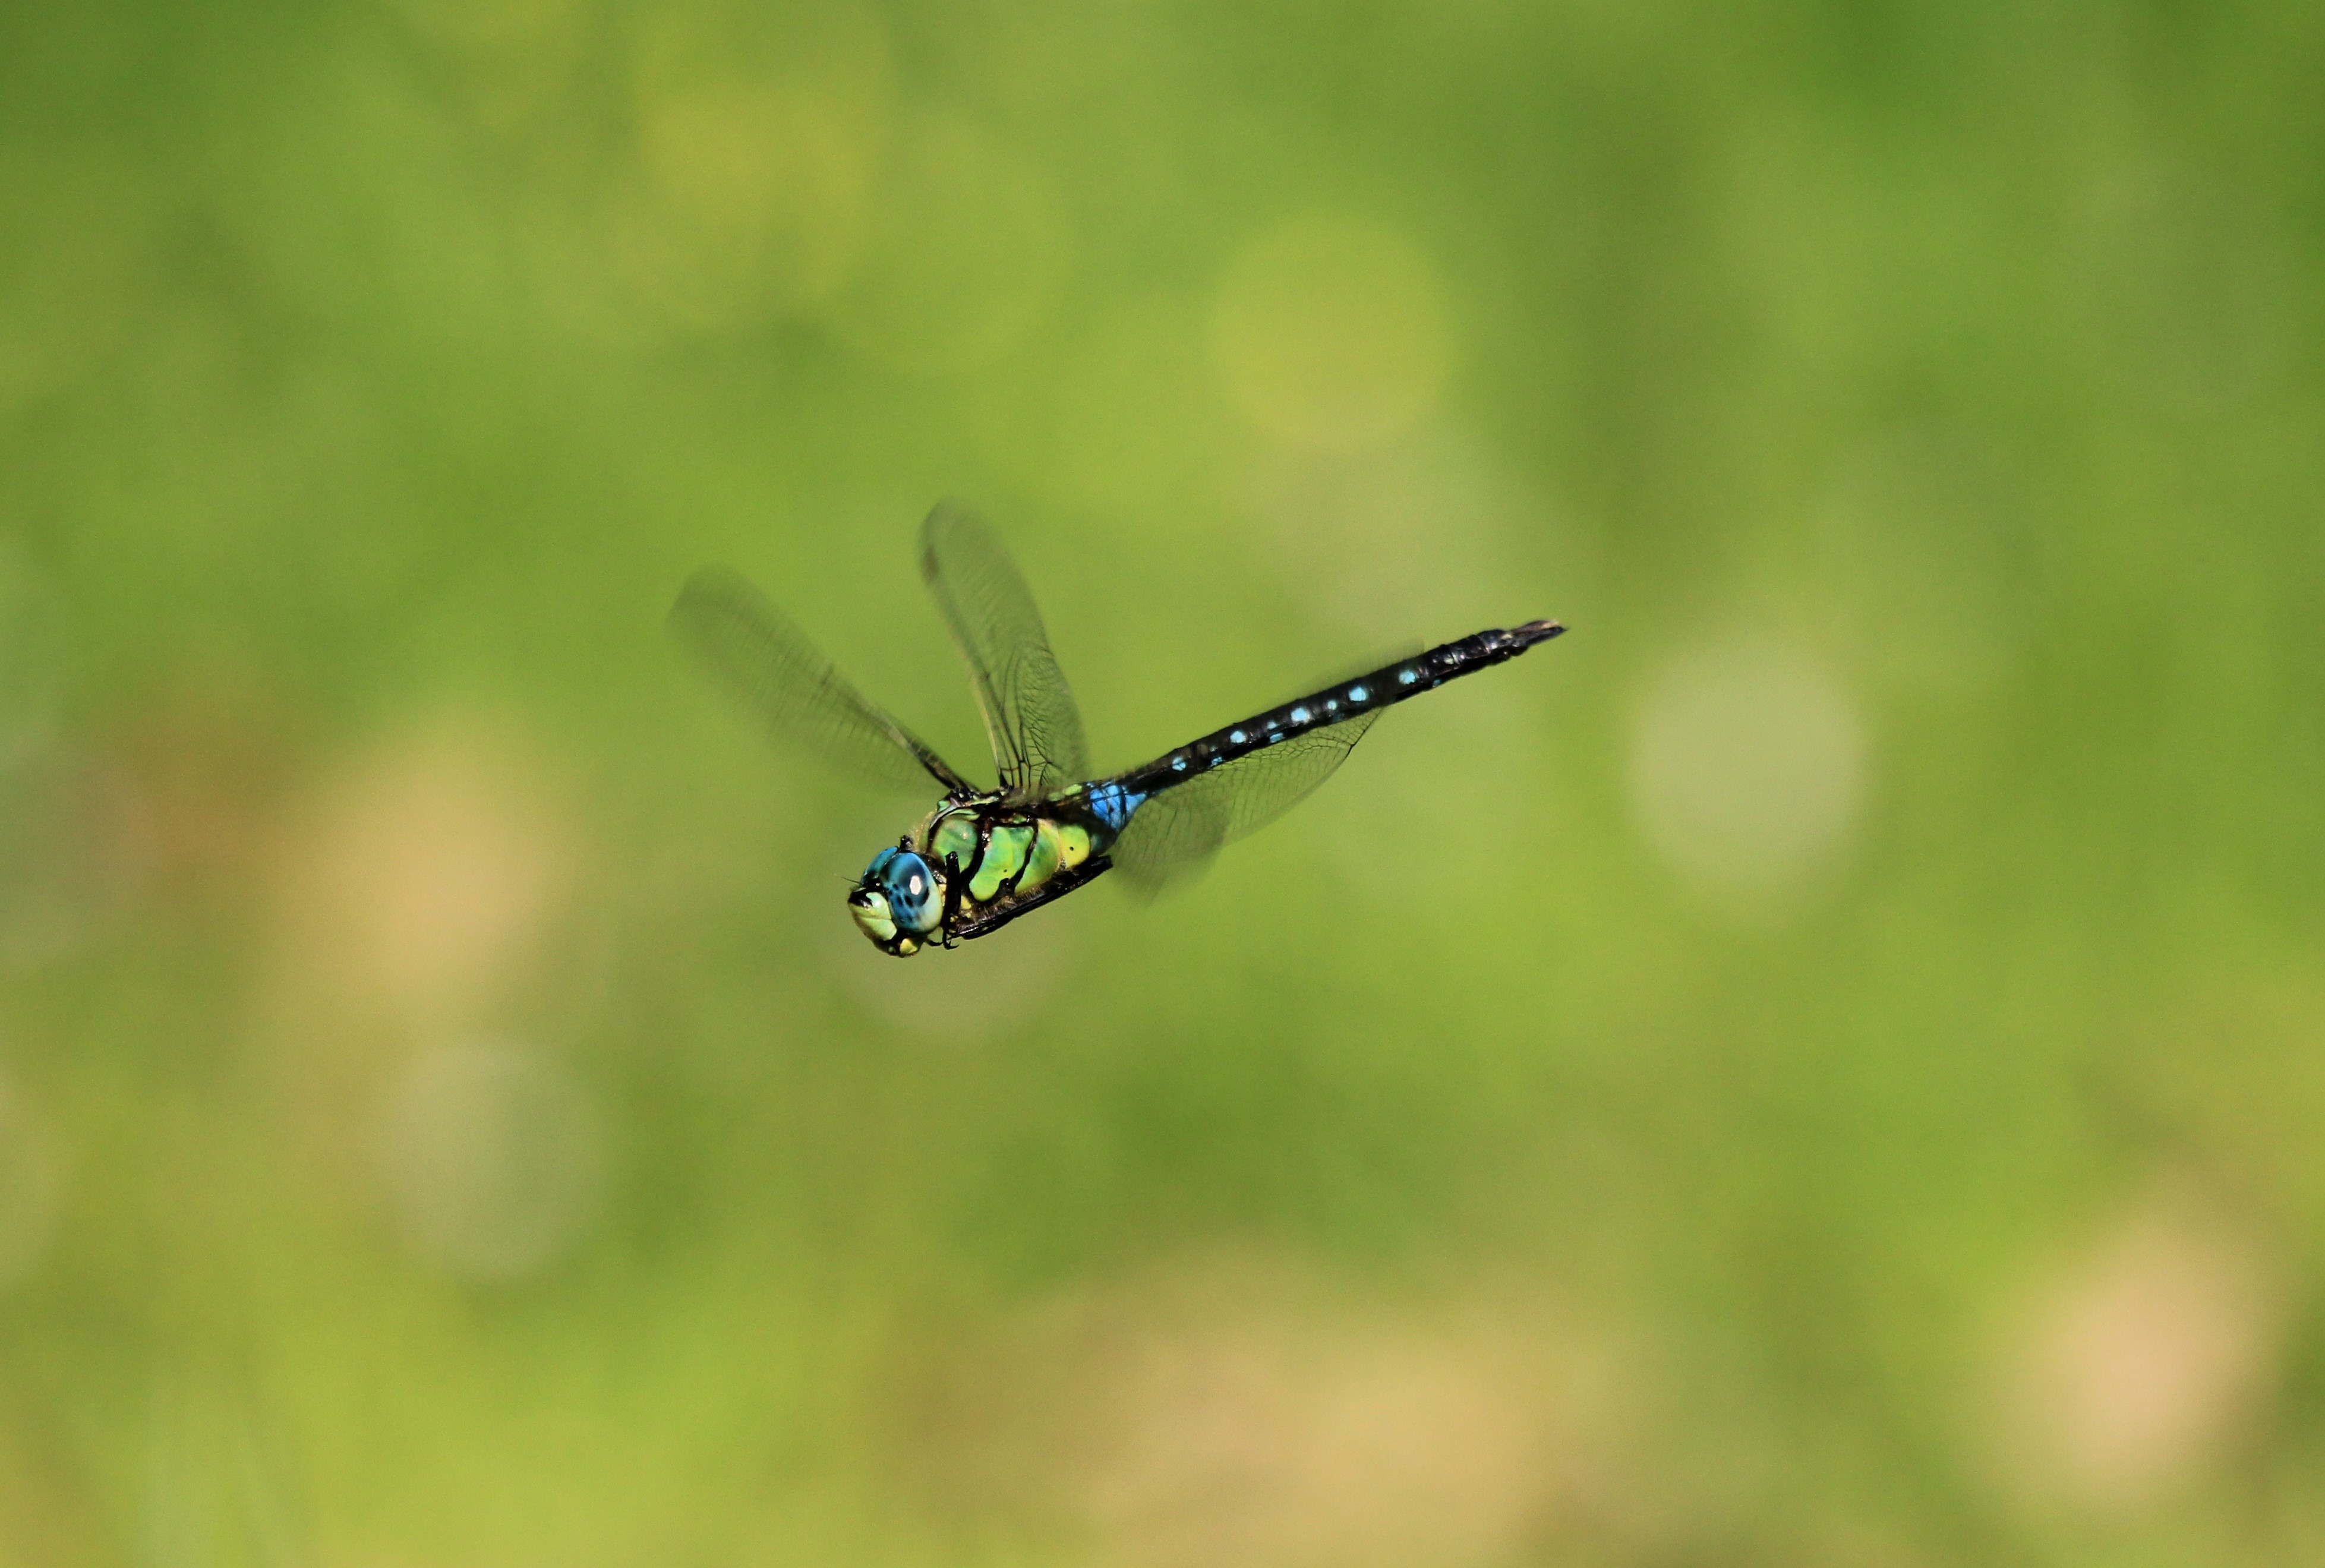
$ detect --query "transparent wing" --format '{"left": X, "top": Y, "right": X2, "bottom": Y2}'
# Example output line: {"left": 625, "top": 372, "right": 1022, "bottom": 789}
{"left": 670, "top": 567, "right": 974, "bottom": 795}
{"left": 1111, "top": 713, "right": 1382, "bottom": 888}
{"left": 919, "top": 502, "right": 1089, "bottom": 801}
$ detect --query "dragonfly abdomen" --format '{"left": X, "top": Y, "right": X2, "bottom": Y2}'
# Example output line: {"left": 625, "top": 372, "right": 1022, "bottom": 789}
{"left": 1114, "top": 620, "right": 1564, "bottom": 796}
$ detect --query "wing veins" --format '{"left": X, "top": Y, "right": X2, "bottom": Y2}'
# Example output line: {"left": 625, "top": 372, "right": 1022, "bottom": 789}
{"left": 920, "top": 503, "right": 1089, "bottom": 800}
{"left": 670, "top": 566, "right": 972, "bottom": 795}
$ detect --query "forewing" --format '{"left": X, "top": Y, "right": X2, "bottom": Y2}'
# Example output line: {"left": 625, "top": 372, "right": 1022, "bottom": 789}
{"left": 1111, "top": 712, "right": 1381, "bottom": 889}
{"left": 670, "top": 567, "right": 973, "bottom": 794}
{"left": 919, "top": 503, "right": 1089, "bottom": 800}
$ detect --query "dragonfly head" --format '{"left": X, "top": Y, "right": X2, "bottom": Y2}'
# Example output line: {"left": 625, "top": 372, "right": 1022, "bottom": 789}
{"left": 848, "top": 842, "right": 946, "bottom": 957}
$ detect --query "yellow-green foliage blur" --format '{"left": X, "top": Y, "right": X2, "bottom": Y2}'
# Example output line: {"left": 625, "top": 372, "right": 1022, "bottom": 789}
{"left": 3, "top": 2, "right": 2321, "bottom": 1564}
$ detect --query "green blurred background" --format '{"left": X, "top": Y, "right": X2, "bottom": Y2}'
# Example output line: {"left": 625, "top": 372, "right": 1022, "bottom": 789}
{"left": 3, "top": 0, "right": 2322, "bottom": 1563}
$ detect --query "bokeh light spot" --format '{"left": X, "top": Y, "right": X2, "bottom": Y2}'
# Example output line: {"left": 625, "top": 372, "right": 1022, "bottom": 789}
{"left": 1210, "top": 217, "right": 1455, "bottom": 455}
{"left": 537, "top": 6, "right": 892, "bottom": 339}
{"left": 611, "top": 82, "right": 878, "bottom": 330}
{"left": 275, "top": 726, "right": 573, "bottom": 1030}
{"left": 911, "top": 1266, "right": 1617, "bottom": 1568}
{"left": 1993, "top": 1192, "right": 2284, "bottom": 1512}
{"left": 1629, "top": 638, "right": 1865, "bottom": 903}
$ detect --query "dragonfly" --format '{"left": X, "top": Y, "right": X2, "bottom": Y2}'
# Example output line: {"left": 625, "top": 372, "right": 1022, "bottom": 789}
{"left": 672, "top": 504, "right": 1564, "bottom": 956}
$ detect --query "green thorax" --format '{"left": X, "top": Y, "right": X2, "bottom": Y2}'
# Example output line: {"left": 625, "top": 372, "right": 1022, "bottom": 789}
{"left": 917, "top": 796, "right": 1100, "bottom": 917}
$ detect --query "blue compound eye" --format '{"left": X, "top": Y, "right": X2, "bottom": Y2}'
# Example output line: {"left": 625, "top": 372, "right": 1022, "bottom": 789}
{"left": 867, "top": 848, "right": 943, "bottom": 933}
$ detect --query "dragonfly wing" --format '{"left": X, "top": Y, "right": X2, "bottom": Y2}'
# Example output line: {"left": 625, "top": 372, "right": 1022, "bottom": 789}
{"left": 1111, "top": 712, "right": 1382, "bottom": 889}
{"left": 920, "top": 502, "right": 1089, "bottom": 800}
{"left": 670, "top": 567, "right": 974, "bottom": 795}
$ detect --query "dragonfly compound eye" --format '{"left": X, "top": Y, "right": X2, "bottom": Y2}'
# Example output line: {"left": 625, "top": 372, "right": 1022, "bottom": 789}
{"left": 862, "top": 846, "right": 945, "bottom": 940}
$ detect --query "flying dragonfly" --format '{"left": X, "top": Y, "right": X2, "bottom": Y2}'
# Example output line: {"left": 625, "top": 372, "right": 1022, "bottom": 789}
{"left": 672, "top": 504, "right": 1564, "bottom": 956}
